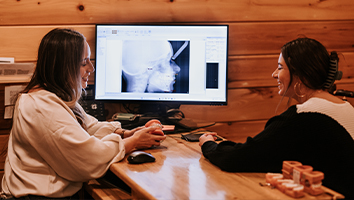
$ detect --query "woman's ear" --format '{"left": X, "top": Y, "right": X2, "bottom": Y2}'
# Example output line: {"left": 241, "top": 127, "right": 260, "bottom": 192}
{"left": 289, "top": 76, "right": 300, "bottom": 89}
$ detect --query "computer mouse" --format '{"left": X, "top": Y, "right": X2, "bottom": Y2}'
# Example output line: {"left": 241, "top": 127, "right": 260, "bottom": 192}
{"left": 127, "top": 151, "right": 156, "bottom": 164}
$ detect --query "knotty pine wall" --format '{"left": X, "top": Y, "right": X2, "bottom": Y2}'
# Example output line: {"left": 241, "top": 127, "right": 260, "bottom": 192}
{"left": 1, "top": 0, "right": 354, "bottom": 143}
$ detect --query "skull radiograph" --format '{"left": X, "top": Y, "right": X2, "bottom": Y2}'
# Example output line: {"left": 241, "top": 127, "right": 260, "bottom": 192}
{"left": 121, "top": 40, "right": 188, "bottom": 93}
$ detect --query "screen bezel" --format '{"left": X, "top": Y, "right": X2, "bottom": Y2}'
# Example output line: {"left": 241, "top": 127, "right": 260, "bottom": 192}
{"left": 94, "top": 24, "right": 229, "bottom": 106}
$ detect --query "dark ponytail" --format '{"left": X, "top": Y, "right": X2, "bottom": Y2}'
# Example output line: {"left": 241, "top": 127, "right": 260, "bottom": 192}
{"left": 281, "top": 38, "right": 341, "bottom": 91}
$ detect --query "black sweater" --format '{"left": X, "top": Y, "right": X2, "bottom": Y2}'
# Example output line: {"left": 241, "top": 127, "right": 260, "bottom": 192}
{"left": 202, "top": 105, "right": 354, "bottom": 199}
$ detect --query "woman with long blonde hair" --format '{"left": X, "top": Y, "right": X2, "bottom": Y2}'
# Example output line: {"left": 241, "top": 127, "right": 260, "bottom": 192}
{"left": 1, "top": 28, "right": 165, "bottom": 199}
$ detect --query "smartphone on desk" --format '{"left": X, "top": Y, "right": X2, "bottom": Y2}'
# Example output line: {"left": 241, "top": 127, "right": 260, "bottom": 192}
{"left": 181, "top": 132, "right": 223, "bottom": 142}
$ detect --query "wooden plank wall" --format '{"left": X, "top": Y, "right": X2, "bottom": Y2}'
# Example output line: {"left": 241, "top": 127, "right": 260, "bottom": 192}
{"left": 1, "top": 0, "right": 354, "bottom": 143}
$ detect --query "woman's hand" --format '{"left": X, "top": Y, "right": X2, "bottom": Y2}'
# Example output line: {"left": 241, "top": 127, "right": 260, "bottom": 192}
{"left": 114, "top": 126, "right": 144, "bottom": 139}
{"left": 123, "top": 126, "right": 166, "bottom": 153}
{"left": 123, "top": 126, "right": 144, "bottom": 138}
{"left": 199, "top": 132, "right": 217, "bottom": 147}
{"left": 134, "top": 126, "right": 166, "bottom": 149}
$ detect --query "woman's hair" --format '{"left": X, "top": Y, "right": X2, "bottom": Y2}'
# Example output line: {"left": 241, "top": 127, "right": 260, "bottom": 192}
{"left": 281, "top": 37, "right": 337, "bottom": 91}
{"left": 22, "top": 28, "right": 87, "bottom": 129}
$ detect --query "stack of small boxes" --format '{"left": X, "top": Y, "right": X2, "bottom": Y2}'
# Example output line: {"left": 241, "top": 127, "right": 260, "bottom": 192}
{"left": 265, "top": 161, "right": 324, "bottom": 198}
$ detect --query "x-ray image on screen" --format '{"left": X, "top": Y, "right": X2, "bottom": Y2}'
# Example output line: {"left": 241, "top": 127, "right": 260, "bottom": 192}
{"left": 121, "top": 40, "right": 190, "bottom": 93}
{"left": 206, "top": 63, "right": 219, "bottom": 89}
{"left": 169, "top": 41, "right": 190, "bottom": 93}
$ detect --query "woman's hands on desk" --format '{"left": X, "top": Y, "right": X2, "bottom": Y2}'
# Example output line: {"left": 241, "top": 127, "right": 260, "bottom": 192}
{"left": 122, "top": 126, "right": 166, "bottom": 153}
{"left": 199, "top": 132, "right": 217, "bottom": 147}
{"left": 118, "top": 126, "right": 144, "bottom": 138}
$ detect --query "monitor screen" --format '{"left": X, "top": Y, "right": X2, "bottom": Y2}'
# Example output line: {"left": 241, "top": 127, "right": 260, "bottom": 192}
{"left": 95, "top": 24, "right": 228, "bottom": 106}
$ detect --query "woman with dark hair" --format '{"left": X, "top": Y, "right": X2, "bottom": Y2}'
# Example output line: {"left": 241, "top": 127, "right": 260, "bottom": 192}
{"left": 1, "top": 28, "right": 165, "bottom": 199}
{"left": 199, "top": 38, "right": 354, "bottom": 198}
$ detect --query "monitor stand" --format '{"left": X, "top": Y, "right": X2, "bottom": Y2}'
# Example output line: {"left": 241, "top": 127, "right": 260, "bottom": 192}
{"left": 167, "top": 117, "right": 216, "bottom": 132}
{"left": 119, "top": 103, "right": 215, "bottom": 133}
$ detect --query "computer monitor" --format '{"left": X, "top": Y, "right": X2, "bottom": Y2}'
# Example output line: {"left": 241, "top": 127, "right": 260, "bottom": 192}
{"left": 95, "top": 24, "right": 228, "bottom": 115}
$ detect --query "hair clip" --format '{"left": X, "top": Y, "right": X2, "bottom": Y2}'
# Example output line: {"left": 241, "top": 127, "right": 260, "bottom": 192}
{"left": 323, "top": 52, "right": 342, "bottom": 89}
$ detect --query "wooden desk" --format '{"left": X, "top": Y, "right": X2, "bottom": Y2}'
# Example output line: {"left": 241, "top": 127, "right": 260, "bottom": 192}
{"left": 109, "top": 134, "right": 344, "bottom": 200}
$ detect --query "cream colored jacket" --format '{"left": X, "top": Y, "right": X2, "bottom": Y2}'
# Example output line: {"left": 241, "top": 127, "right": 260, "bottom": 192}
{"left": 1, "top": 90, "right": 125, "bottom": 198}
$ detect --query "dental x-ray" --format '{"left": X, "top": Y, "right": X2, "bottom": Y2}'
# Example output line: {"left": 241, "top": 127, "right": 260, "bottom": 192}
{"left": 121, "top": 40, "right": 189, "bottom": 93}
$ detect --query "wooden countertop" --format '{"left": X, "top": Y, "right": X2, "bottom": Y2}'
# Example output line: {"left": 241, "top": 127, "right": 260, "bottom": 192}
{"left": 109, "top": 133, "right": 344, "bottom": 200}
